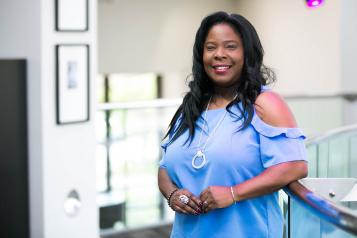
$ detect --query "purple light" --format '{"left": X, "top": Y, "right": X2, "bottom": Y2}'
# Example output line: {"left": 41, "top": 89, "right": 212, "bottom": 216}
{"left": 306, "top": 0, "right": 324, "bottom": 8}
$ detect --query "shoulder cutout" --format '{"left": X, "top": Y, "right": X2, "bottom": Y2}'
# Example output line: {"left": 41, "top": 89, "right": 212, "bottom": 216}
{"left": 254, "top": 91, "right": 297, "bottom": 128}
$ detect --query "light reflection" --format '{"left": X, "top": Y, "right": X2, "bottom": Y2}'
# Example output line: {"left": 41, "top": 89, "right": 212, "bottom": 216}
{"left": 306, "top": 0, "right": 324, "bottom": 8}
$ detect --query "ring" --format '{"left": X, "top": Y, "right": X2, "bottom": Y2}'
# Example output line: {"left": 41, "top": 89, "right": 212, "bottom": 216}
{"left": 179, "top": 195, "right": 189, "bottom": 205}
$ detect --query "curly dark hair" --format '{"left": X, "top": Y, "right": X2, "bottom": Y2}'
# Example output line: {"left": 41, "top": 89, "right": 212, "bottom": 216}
{"left": 164, "top": 11, "right": 275, "bottom": 144}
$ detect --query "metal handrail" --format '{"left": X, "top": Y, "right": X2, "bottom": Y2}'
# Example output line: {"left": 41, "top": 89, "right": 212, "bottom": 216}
{"left": 286, "top": 124, "right": 357, "bottom": 236}
{"left": 285, "top": 181, "right": 357, "bottom": 235}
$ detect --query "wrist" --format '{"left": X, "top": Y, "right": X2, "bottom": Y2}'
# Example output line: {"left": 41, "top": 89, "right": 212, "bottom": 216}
{"left": 230, "top": 186, "right": 238, "bottom": 204}
{"left": 166, "top": 188, "right": 179, "bottom": 207}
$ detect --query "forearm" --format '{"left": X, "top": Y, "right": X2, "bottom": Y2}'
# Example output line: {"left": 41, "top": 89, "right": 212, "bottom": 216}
{"left": 158, "top": 168, "right": 177, "bottom": 198}
{"left": 233, "top": 161, "right": 307, "bottom": 202}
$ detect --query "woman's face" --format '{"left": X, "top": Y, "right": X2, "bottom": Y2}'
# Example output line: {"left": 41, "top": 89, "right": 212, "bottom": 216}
{"left": 203, "top": 23, "right": 244, "bottom": 89}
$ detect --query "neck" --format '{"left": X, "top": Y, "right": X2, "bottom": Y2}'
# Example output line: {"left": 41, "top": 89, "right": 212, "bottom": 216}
{"left": 214, "top": 85, "right": 236, "bottom": 99}
{"left": 209, "top": 88, "right": 237, "bottom": 110}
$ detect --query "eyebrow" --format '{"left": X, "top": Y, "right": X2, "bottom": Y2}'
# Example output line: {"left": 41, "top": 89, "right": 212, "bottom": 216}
{"left": 205, "top": 40, "right": 239, "bottom": 44}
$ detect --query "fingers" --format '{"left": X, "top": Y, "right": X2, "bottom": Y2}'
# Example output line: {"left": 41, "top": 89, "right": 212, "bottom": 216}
{"left": 199, "top": 187, "right": 218, "bottom": 213}
{"left": 170, "top": 189, "right": 202, "bottom": 215}
{"left": 199, "top": 188, "right": 209, "bottom": 202}
{"left": 201, "top": 199, "right": 213, "bottom": 213}
{"left": 172, "top": 204, "right": 189, "bottom": 214}
{"left": 189, "top": 195, "right": 203, "bottom": 213}
{"left": 199, "top": 189, "right": 210, "bottom": 212}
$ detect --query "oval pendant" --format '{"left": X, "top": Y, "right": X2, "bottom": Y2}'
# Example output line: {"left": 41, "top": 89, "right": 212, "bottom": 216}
{"left": 192, "top": 150, "right": 206, "bottom": 169}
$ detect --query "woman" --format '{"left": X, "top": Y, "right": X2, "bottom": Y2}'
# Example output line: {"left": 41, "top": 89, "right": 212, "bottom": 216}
{"left": 158, "top": 11, "right": 307, "bottom": 238}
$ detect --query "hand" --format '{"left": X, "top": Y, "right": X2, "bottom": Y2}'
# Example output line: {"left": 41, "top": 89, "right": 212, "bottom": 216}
{"left": 169, "top": 189, "right": 203, "bottom": 215}
{"left": 199, "top": 186, "right": 234, "bottom": 213}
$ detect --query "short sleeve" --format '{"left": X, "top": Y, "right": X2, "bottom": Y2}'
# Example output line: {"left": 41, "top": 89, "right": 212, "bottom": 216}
{"left": 159, "top": 140, "right": 169, "bottom": 169}
{"left": 159, "top": 115, "right": 182, "bottom": 169}
{"left": 251, "top": 113, "right": 307, "bottom": 168}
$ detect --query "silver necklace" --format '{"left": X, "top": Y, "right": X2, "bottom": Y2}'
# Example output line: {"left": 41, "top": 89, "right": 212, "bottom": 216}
{"left": 192, "top": 97, "right": 228, "bottom": 169}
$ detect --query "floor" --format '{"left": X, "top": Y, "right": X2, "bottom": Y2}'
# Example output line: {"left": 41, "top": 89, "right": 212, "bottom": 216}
{"left": 101, "top": 224, "right": 172, "bottom": 238}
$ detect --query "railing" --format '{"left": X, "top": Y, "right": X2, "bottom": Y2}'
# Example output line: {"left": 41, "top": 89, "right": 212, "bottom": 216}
{"left": 96, "top": 93, "right": 357, "bottom": 236}
{"left": 284, "top": 122, "right": 357, "bottom": 237}
{"left": 96, "top": 99, "right": 180, "bottom": 231}
{"left": 285, "top": 181, "right": 357, "bottom": 237}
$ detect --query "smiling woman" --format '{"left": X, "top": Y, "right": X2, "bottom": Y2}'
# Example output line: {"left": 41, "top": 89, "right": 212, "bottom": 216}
{"left": 203, "top": 23, "right": 244, "bottom": 89}
{"left": 158, "top": 11, "right": 308, "bottom": 238}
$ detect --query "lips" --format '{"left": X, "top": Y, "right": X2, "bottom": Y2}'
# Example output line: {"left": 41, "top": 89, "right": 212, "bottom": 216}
{"left": 212, "top": 64, "right": 232, "bottom": 73}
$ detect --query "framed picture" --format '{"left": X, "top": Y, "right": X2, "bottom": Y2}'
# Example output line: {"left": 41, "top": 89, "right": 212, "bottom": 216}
{"left": 55, "top": 0, "right": 88, "bottom": 31}
{"left": 56, "top": 44, "right": 90, "bottom": 125}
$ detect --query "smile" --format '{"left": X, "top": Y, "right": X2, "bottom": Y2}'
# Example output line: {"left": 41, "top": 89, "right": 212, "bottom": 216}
{"left": 212, "top": 65, "right": 232, "bottom": 73}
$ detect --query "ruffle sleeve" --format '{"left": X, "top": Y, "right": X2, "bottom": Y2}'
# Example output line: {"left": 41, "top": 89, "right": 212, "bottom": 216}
{"left": 159, "top": 140, "right": 170, "bottom": 169}
{"left": 251, "top": 112, "right": 307, "bottom": 168}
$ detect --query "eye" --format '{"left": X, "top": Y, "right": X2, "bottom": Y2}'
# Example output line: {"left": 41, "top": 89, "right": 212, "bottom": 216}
{"left": 226, "top": 44, "right": 238, "bottom": 49}
{"left": 205, "top": 45, "right": 216, "bottom": 51}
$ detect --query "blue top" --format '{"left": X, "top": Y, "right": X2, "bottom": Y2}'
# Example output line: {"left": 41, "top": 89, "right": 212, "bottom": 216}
{"left": 159, "top": 96, "right": 307, "bottom": 238}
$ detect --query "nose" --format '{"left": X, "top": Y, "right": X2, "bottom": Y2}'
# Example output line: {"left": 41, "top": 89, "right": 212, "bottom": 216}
{"left": 214, "top": 47, "right": 226, "bottom": 59}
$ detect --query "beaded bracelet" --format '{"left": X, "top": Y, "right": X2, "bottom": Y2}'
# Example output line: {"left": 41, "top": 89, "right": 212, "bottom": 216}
{"left": 167, "top": 188, "right": 179, "bottom": 207}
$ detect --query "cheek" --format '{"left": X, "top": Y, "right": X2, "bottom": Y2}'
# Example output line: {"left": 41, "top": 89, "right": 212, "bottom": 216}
{"left": 202, "top": 53, "right": 209, "bottom": 65}
{"left": 202, "top": 55, "right": 211, "bottom": 72}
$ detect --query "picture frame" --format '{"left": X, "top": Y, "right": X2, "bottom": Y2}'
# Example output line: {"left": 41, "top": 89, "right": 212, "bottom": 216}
{"left": 55, "top": 0, "right": 88, "bottom": 31}
{"left": 56, "top": 44, "right": 90, "bottom": 125}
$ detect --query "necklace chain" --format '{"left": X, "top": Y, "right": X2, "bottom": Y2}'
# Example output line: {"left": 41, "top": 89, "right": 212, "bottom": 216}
{"left": 191, "top": 95, "right": 237, "bottom": 169}
{"left": 196, "top": 96, "right": 228, "bottom": 152}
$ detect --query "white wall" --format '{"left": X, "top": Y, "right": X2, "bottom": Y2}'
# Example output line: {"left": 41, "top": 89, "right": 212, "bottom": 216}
{"left": 341, "top": 0, "right": 357, "bottom": 125}
{"left": 235, "top": 0, "right": 357, "bottom": 132}
{"left": 98, "top": 0, "right": 237, "bottom": 98}
{"left": 341, "top": 0, "right": 357, "bottom": 93}
{"left": 235, "top": 0, "right": 341, "bottom": 95}
{"left": 0, "top": 0, "right": 98, "bottom": 237}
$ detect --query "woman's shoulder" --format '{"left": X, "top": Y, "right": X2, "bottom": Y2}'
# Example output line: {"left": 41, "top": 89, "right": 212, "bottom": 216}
{"left": 254, "top": 90, "right": 297, "bottom": 128}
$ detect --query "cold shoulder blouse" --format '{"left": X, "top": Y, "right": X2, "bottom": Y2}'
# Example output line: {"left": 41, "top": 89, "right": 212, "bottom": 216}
{"left": 159, "top": 94, "right": 307, "bottom": 238}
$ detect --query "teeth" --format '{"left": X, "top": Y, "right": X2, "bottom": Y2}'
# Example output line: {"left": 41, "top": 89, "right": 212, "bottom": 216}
{"left": 215, "top": 66, "right": 229, "bottom": 70}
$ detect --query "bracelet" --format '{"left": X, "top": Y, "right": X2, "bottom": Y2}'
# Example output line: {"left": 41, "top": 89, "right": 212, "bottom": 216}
{"left": 230, "top": 186, "right": 237, "bottom": 205}
{"left": 167, "top": 188, "right": 179, "bottom": 207}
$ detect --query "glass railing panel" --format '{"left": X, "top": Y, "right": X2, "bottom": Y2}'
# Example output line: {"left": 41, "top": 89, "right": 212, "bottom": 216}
{"left": 97, "top": 105, "right": 177, "bottom": 232}
{"left": 349, "top": 135, "right": 357, "bottom": 178}
{"left": 327, "top": 136, "right": 350, "bottom": 178}
{"left": 96, "top": 144, "right": 108, "bottom": 192}
{"left": 317, "top": 142, "right": 329, "bottom": 177}
{"left": 307, "top": 145, "right": 318, "bottom": 177}
{"left": 307, "top": 130, "right": 357, "bottom": 180}
{"left": 96, "top": 111, "right": 107, "bottom": 143}
{"left": 109, "top": 110, "right": 126, "bottom": 140}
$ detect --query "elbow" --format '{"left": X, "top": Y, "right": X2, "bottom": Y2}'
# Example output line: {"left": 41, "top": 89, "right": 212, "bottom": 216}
{"left": 297, "top": 162, "right": 308, "bottom": 179}
{"left": 289, "top": 161, "right": 308, "bottom": 183}
{"left": 279, "top": 161, "right": 308, "bottom": 185}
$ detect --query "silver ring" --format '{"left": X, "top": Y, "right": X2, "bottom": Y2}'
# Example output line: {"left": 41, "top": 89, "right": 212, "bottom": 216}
{"left": 179, "top": 195, "right": 189, "bottom": 205}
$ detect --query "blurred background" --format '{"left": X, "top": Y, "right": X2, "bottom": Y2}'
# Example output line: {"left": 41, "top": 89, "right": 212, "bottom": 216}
{"left": 1, "top": 0, "right": 357, "bottom": 237}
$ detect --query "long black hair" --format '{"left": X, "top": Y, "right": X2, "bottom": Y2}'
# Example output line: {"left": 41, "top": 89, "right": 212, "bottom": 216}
{"left": 164, "top": 11, "right": 275, "bottom": 144}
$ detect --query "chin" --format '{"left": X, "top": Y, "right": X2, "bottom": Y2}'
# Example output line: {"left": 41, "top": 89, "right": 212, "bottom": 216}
{"left": 211, "top": 79, "right": 238, "bottom": 88}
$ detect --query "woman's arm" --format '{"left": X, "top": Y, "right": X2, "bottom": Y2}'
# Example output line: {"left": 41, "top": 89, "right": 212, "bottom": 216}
{"left": 158, "top": 168, "right": 203, "bottom": 214}
{"left": 232, "top": 160, "right": 307, "bottom": 202}
{"left": 200, "top": 91, "right": 308, "bottom": 212}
